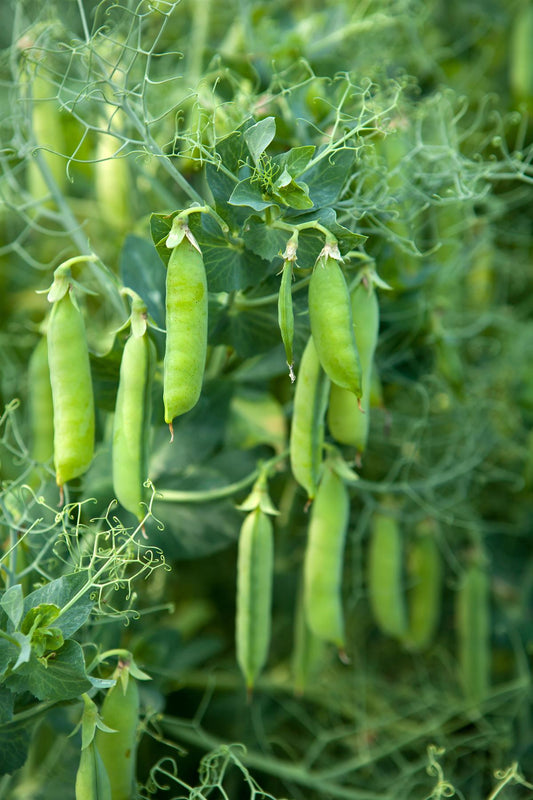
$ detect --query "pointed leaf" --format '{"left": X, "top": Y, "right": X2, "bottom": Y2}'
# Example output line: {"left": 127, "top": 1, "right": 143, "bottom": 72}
{"left": 0, "top": 585, "right": 24, "bottom": 631}
{"left": 244, "top": 117, "right": 276, "bottom": 166}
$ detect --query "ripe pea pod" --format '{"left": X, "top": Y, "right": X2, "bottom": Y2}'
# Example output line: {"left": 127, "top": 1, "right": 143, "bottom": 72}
{"left": 303, "top": 463, "right": 350, "bottom": 650}
{"left": 456, "top": 559, "right": 490, "bottom": 706}
{"left": 95, "top": 664, "right": 140, "bottom": 800}
{"left": 112, "top": 300, "right": 155, "bottom": 520}
{"left": 278, "top": 258, "right": 295, "bottom": 381}
{"left": 236, "top": 507, "right": 274, "bottom": 692}
{"left": 48, "top": 282, "right": 95, "bottom": 488}
{"left": 328, "top": 279, "right": 380, "bottom": 454}
{"left": 28, "top": 334, "right": 54, "bottom": 471}
{"left": 403, "top": 518, "right": 443, "bottom": 651}
{"left": 308, "top": 251, "right": 362, "bottom": 398}
{"left": 75, "top": 740, "right": 112, "bottom": 800}
{"left": 289, "top": 335, "right": 330, "bottom": 501}
{"left": 368, "top": 507, "right": 407, "bottom": 638}
{"left": 292, "top": 579, "right": 325, "bottom": 695}
{"left": 163, "top": 232, "right": 208, "bottom": 436}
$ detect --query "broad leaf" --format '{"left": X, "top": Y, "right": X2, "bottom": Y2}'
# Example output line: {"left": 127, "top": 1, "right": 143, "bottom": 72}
{"left": 0, "top": 686, "right": 13, "bottom": 725}
{"left": 229, "top": 177, "right": 278, "bottom": 211}
{"left": 303, "top": 147, "right": 357, "bottom": 207}
{"left": 242, "top": 216, "right": 289, "bottom": 262}
{"left": 23, "top": 573, "right": 93, "bottom": 638}
{"left": 0, "top": 716, "right": 33, "bottom": 776}
{"left": 244, "top": 117, "right": 276, "bottom": 166}
{"left": 120, "top": 235, "right": 167, "bottom": 329}
{"left": 0, "top": 585, "right": 24, "bottom": 631}
{"left": 7, "top": 639, "right": 92, "bottom": 702}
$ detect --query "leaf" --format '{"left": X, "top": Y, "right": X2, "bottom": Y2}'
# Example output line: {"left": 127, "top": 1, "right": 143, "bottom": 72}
{"left": 0, "top": 716, "right": 33, "bottom": 776}
{"left": 218, "top": 302, "right": 282, "bottom": 359}
{"left": 242, "top": 216, "right": 289, "bottom": 262}
{"left": 23, "top": 573, "right": 93, "bottom": 638}
{"left": 0, "top": 585, "right": 24, "bottom": 631}
{"left": 0, "top": 687, "right": 13, "bottom": 725}
{"left": 11, "top": 632, "right": 32, "bottom": 671}
{"left": 302, "top": 148, "right": 357, "bottom": 207}
{"left": 120, "top": 235, "right": 167, "bottom": 329}
{"left": 0, "top": 639, "right": 18, "bottom": 676}
{"left": 273, "top": 179, "right": 314, "bottom": 210}
{"left": 228, "top": 177, "right": 278, "bottom": 211}
{"left": 244, "top": 117, "right": 276, "bottom": 166}
{"left": 8, "top": 639, "right": 92, "bottom": 702}
{"left": 273, "top": 146, "right": 316, "bottom": 178}
{"left": 20, "top": 603, "right": 60, "bottom": 636}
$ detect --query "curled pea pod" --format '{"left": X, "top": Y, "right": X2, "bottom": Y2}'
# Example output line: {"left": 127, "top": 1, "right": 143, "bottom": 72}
{"left": 403, "top": 519, "right": 443, "bottom": 651}
{"left": 308, "top": 253, "right": 362, "bottom": 398}
{"left": 278, "top": 259, "right": 295, "bottom": 382}
{"left": 328, "top": 279, "right": 380, "bottom": 454}
{"left": 303, "top": 463, "right": 350, "bottom": 650}
{"left": 95, "top": 665, "right": 140, "bottom": 800}
{"left": 236, "top": 507, "right": 274, "bottom": 692}
{"left": 48, "top": 289, "right": 95, "bottom": 488}
{"left": 28, "top": 334, "right": 54, "bottom": 471}
{"left": 368, "top": 508, "right": 407, "bottom": 638}
{"left": 163, "top": 235, "right": 208, "bottom": 435}
{"left": 112, "top": 318, "right": 156, "bottom": 520}
{"left": 75, "top": 741, "right": 112, "bottom": 800}
{"left": 289, "top": 336, "right": 330, "bottom": 501}
{"left": 456, "top": 559, "right": 490, "bottom": 706}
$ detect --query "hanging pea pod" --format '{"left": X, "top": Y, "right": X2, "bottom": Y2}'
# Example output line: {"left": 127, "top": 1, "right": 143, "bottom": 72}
{"left": 403, "top": 518, "right": 443, "bottom": 652}
{"left": 456, "top": 558, "right": 491, "bottom": 706}
{"left": 95, "top": 661, "right": 141, "bottom": 800}
{"left": 289, "top": 335, "right": 330, "bottom": 501}
{"left": 303, "top": 460, "right": 350, "bottom": 651}
{"left": 112, "top": 292, "right": 156, "bottom": 521}
{"left": 328, "top": 276, "right": 380, "bottom": 455}
{"left": 368, "top": 505, "right": 407, "bottom": 639}
{"left": 292, "top": 577, "right": 325, "bottom": 696}
{"left": 278, "top": 258, "right": 295, "bottom": 382}
{"left": 47, "top": 260, "right": 96, "bottom": 490}
{"left": 75, "top": 741, "right": 112, "bottom": 800}
{"left": 308, "top": 248, "right": 362, "bottom": 398}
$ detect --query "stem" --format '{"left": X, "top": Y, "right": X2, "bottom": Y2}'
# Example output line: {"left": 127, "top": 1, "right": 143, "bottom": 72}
{"left": 157, "top": 451, "right": 288, "bottom": 504}
{"left": 176, "top": 204, "right": 229, "bottom": 233}
{"left": 234, "top": 275, "right": 310, "bottom": 309}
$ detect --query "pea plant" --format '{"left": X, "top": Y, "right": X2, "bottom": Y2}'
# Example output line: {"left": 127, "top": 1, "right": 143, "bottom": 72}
{"left": 1, "top": 0, "right": 533, "bottom": 798}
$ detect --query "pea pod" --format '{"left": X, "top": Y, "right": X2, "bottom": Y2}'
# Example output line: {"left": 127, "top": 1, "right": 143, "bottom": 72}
{"left": 456, "top": 560, "right": 490, "bottom": 706}
{"left": 95, "top": 665, "right": 140, "bottom": 800}
{"left": 278, "top": 259, "right": 295, "bottom": 381}
{"left": 308, "top": 254, "right": 362, "bottom": 397}
{"left": 368, "top": 509, "right": 407, "bottom": 638}
{"left": 403, "top": 519, "right": 443, "bottom": 651}
{"left": 48, "top": 290, "right": 95, "bottom": 487}
{"left": 75, "top": 741, "right": 112, "bottom": 800}
{"left": 236, "top": 507, "right": 274, "bottom": 691}
{"left": 303, "top": 463, "right": 349, "bottom": 649}
{"left": 292, "top": 579, "right": 325, "bottom": 696}
{"left": 328, "top": 280, "right": 380, "bottom": 454}
{"left": 289, "top": 336, "right": 329, "bottom": 501}
{"left": 112, "top": 324, "right": 155, "bottom": 520}
{"left": 163, "top": 236, "right": 208, "bottom": 432}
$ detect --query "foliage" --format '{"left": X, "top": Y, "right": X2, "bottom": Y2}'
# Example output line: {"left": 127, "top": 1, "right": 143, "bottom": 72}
{"left": 0, "top": 0, "right": 532, "bottom": 798}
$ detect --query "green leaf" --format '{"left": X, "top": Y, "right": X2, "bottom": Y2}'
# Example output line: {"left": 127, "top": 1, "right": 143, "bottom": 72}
{"left": 273, "top": 179, "right": 314, "bottom": 210}
{"left": 0, "top": 585, "right": 24, "bottom": 631}
{"left": 0, "top": 639, "right": 17, "bottom": 676}
{"left": 12, "top": 632, "right": 32, "bottom": 671}
{"left": 244, "top": 117, "right": 276, "bottom": 166}
{"left": 7, "top": 639, "right": 92, "bottom": 702}
{"left": 20, "top": 604, "right": 60, "bottom": 636}
{"left": 0, "top": 716, "right": 33, "bottom": 776}
{"left": 303, "top": 148, "right": 356, "bottom": 207}
{"left": 120, "top": 235, "right": 167, "bottom": 329}
{"left": 218, "top": 302, "right": 282, "bottom": 359}
{"left": 242, "top": 216, "right": 289, "bottom": 262}
{"left": 228, "top": 178, "right": 277, "bottom": 211}
{"left": 23, "top": 573, "right": 93, "bottom": 638}
{"left": 273, "top": 146, "right": 316, "bottom": 178}
{"left": 0, "top": 687, "right": 13, "bottom": 725}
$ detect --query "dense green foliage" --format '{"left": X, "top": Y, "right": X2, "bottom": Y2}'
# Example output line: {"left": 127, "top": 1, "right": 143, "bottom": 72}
{"left": 0, "top": 1, "right": 532, "bottom": 798}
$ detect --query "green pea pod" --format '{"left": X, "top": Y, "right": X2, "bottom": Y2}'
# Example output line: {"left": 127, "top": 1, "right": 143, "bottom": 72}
{"left": 289, "top": 336, "right": 330, "bottom": 501}
{"left": 278, "top": 260, "right": 295, "bottom": 380}
{"left": 112, "top": 331, "right": 155, "bottom": 520}
{"left": 48, "top": 290, "right": 95, "bottom": 487}
{"left": 236, "top": 507, "right": 274, "bottom": 692}
{"left": 163, "top": 237, "right": 208, "bottom": 431}
{"left": 95, "top": 666, "right": 140, "bottom": 800}
{"left": 368, "top": 509, "right": 407, "bottom": 638}
{"left": 28, "top": 335, "right": 54, "bottom": 469}
{"left": 303, "top": 464, "right": 349, "bottom": 649}
{"left": 328, "top": 280, "right": 380, "bottom": 453}
{"left": 510, "top": 0, "right": 533, "bottom": 110}
{"left": 403, "top": 519, "right": 443, "bottom": 651}
{"left": 292, "top": 578, "right": 325, "bottom": 695}
{"left": 75, "top": 741, "right": 112, "bottom": 800}
{"left": 308, "top": 256, "right": 362, "bottom": 397}
{"left": 456, "top": 561, "right": 490, "bottom": 706}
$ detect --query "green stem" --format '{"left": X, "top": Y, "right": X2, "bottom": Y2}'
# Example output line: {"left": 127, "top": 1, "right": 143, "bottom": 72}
{"left": 176, "top": 204, "right": 229, "bottom": 233}
{"left": 0, "top": 629, "right": 21, "bottom": 647}
{"left": 157, "top": 451, "right": 288, "bottom": 504}
{"left": 233, "top": 275, "right": 311, "bottom": 309}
